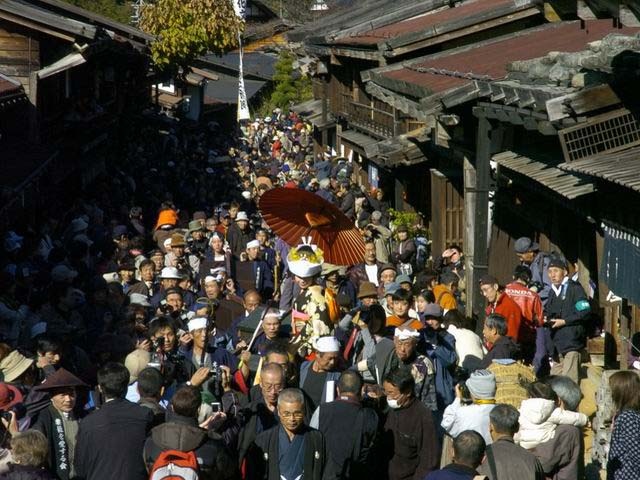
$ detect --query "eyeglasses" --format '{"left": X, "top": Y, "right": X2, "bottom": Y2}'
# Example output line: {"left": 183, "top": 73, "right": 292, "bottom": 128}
{"left": 261, "top": 383, "right": 284, "bottom": 392}
{"left": 280, "top": 411, "right": 304, "bottom": 419}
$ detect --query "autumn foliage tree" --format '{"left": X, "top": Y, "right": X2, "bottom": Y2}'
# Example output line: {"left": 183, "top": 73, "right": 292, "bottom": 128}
{"left": 140, "top": 0, "right": 244, "bottom": 69}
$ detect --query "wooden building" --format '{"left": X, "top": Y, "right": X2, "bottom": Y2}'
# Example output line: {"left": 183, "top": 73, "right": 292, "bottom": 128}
{"left": 299, "top": 0, "right": 544, "bottom": 225}
{"left": 0, "top": 0, "right": 153, "bottom": 226}
{"left": 298, "top": 0, "right": 640, "bottom": 332}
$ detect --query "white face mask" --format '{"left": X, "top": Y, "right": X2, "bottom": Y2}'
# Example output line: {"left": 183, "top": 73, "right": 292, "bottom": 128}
{"left": 387, "top": 398, "right": 401, "bottom": 410}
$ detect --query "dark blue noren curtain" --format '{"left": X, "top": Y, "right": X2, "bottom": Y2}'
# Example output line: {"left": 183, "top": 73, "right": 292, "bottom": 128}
{"left": 601, "top": 223, "right": 640, "bottom": 305}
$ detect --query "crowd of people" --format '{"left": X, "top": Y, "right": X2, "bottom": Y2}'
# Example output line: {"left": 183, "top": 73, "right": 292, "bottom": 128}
{"left": 0, "top": 108, "right": 634, "bottom": 480}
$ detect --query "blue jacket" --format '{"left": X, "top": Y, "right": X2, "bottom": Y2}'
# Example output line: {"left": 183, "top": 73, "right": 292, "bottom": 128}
{"left": 421, "top": 327, "right": 457, "bottom": 410}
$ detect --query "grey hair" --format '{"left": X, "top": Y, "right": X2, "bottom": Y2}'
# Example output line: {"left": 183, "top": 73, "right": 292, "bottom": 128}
{"left": 485, "top": 314, "right": 507, "bottom": 336}
{"left": 489, "top": 404, "right": 520, "bottom": 436}
{"left": 10, "top": 430, "right": 49, "bottom": 467}
{"left": 546, "top": 375, "right": 582, "bottom": 411}
{"left": 277, "top": 388, "right": 305, "bottom": 407}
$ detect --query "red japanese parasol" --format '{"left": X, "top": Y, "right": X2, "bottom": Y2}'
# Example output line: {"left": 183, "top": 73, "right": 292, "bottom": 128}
{"left": 259, "top": 187, "right": 365, "bottom": 266}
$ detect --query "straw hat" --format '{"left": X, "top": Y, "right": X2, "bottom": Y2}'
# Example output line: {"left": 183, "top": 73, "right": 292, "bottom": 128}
{"left": 124, "top": 350, "right": 151, "bottom": 384}
{"left": 0, "top": 350, "right": 34, "bottom": 383}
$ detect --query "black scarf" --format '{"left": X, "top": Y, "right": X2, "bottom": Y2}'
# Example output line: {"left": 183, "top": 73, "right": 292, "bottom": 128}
{"left": 47, "top": 407, "right": 71, "bottom": 480}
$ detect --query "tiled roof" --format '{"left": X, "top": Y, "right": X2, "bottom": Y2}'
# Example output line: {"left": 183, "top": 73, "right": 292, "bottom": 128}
{"left": 333, "top": 0, "right": 527, "bottom": 46}
{"left": 371, "top": 20, "right": 639, "bottom": 98}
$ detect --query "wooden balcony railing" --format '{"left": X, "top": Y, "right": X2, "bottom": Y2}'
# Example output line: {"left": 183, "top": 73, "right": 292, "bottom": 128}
{"left": 338, "top": 93, "right": 396, "bottom": 139}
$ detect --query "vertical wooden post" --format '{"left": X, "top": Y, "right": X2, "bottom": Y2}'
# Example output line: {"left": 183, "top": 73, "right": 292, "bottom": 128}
{"left": 394, "top": 177, "right": 404, "bottom": 211}
{"left": 470, "top": 112, "right": 492, "bottom": 333}
{"left": 620, "top": 299, "right": 630, "bottom": 370}
{"left": 321, "top": 77, "right": 328, "bottom": 148}
{"left": 463, "top": 155, "right": 476, "bottom": 319}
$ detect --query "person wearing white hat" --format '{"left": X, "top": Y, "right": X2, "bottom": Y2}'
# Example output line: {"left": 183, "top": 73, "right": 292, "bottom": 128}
{"left": 227, "top": 210, "right": 254, "bottom": 260}
{"left": 149, "top": 267, "right": 182, "bottom": 309}
{"left": 178, "top": 317, "right": 250, "bottom": 394}
{"left": 235, "top": 239, "right": 274, "bottom": 300}
{"left": 288, "top": 243, "right": 332, "bottom": 360}
{"left": 299, "top": 336, "right": 342, "bottom": 412}
{"left": 129, "top": 293, "right": 152, "bottom": 308}
{"left": 249, "top": 308, "right": 289, "bottom": 356}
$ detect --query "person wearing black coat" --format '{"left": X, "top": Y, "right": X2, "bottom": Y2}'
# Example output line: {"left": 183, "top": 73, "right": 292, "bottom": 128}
{"left": 143, "top": 386, "right": 237, "bottom": 480}
{"left": 0, "top": 465, "right": 55, "bottom": 480}
{"left": 479, "top": 314, "right": 520, "bottom": 369}
{"left": 74, "top": 363, "right": 153, "bottom": 480}
{"left": 246, "top": 388, "right": 330, "bottom": 480}
{"left": 237, "top": 364, "right": 284, "bottom": 468}
{"left": 311, "top": 371, "right": 379, "bottom": 479}
{"left": 544, "top": 257, "right": 591, "bottom": 384}
{"left": 337, "top": 182, "right": 355, "bottom": 220}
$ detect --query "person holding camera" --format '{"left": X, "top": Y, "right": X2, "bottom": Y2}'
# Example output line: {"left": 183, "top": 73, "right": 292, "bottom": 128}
{"left": 391, "top": 225, "right": 417, "bottom": 277}
{"left": 186, "top": 220, "right": 208, "bottom": 260}
{"left": 164, "top": 233, "right": 200, "bottom": 279}
{"left": 180, "top": 317, "right": 250, "bottom": 400}
{"left": 363, "top": 211, "right": 391, "bottom": 263}
{"left": 544, "top": 257, "right": 590, "bottom": 384}
{"left": 31, "top": 368, "right": 87, "bottom": 480}
{"left": 156, "top": 287, "right": 192, "bottom": 329}
{"left": 143, "top": 385, "right": 236, "bottom": 480}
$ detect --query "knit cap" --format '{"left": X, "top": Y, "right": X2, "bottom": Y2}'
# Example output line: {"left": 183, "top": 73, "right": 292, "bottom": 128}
{"left": 466, "top": 370, "right": 496, "bottom": 399}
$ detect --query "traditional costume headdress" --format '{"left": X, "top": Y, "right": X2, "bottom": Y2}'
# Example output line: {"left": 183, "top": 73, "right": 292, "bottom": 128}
{"left": 287, "top": 237, "right": 324, "bottom": 278}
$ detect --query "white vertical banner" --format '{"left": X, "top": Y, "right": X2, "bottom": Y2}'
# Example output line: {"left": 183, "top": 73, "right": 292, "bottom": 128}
{"left": 234, "top": 0, "right": 251, "bottom": 122}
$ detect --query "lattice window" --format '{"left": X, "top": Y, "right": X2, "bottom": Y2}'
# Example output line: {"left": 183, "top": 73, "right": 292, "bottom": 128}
{"left": 558, "top": 108, "right": 640, "bottom": 162}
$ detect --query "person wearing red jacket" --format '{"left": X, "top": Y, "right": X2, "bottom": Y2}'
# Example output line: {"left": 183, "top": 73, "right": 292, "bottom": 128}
{"left": 505, "top": 265, "right": 543, "bottom": 329}
{"left": 480, "top": 275, "right": 522, "bottom": 342}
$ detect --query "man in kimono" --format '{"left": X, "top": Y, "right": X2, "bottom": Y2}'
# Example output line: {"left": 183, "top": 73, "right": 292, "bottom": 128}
{"left": 248, "top": 388, "right": 329, "bottom": 480}
{"left": 32, "top": 368, "right": 88, "bottom": 480}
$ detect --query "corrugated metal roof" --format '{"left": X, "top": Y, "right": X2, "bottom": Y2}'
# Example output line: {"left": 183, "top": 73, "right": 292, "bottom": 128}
{"left": 494, "top": 150, "right": 595, "bottom": 199}
{"left": 334, "top": 0, "right": 530, "bottom": 46}
{"left": 559, "top": 147, "right": 640, "bottom": 193}
{"left": 376, "top": 20, "right": 639, "bottom": 97}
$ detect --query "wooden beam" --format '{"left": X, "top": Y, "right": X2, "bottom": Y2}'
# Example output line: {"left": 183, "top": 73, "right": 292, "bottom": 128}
{"left": 537, "top": 120, "right": 557, "bottom": 135}
{"left": 0, "top": 11, "right": 75, "bottom": 42}
{"left": 490, "top": 87, "right": 506, "bottom": 103}
{"left": 523, "top": 117, "right": 539, "bottom": 130}
{"left": 503, "top": 87, "right": 520, "bottom": 105}
{"left": 546, "top": 84, "right": 621, "bottom": 121}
